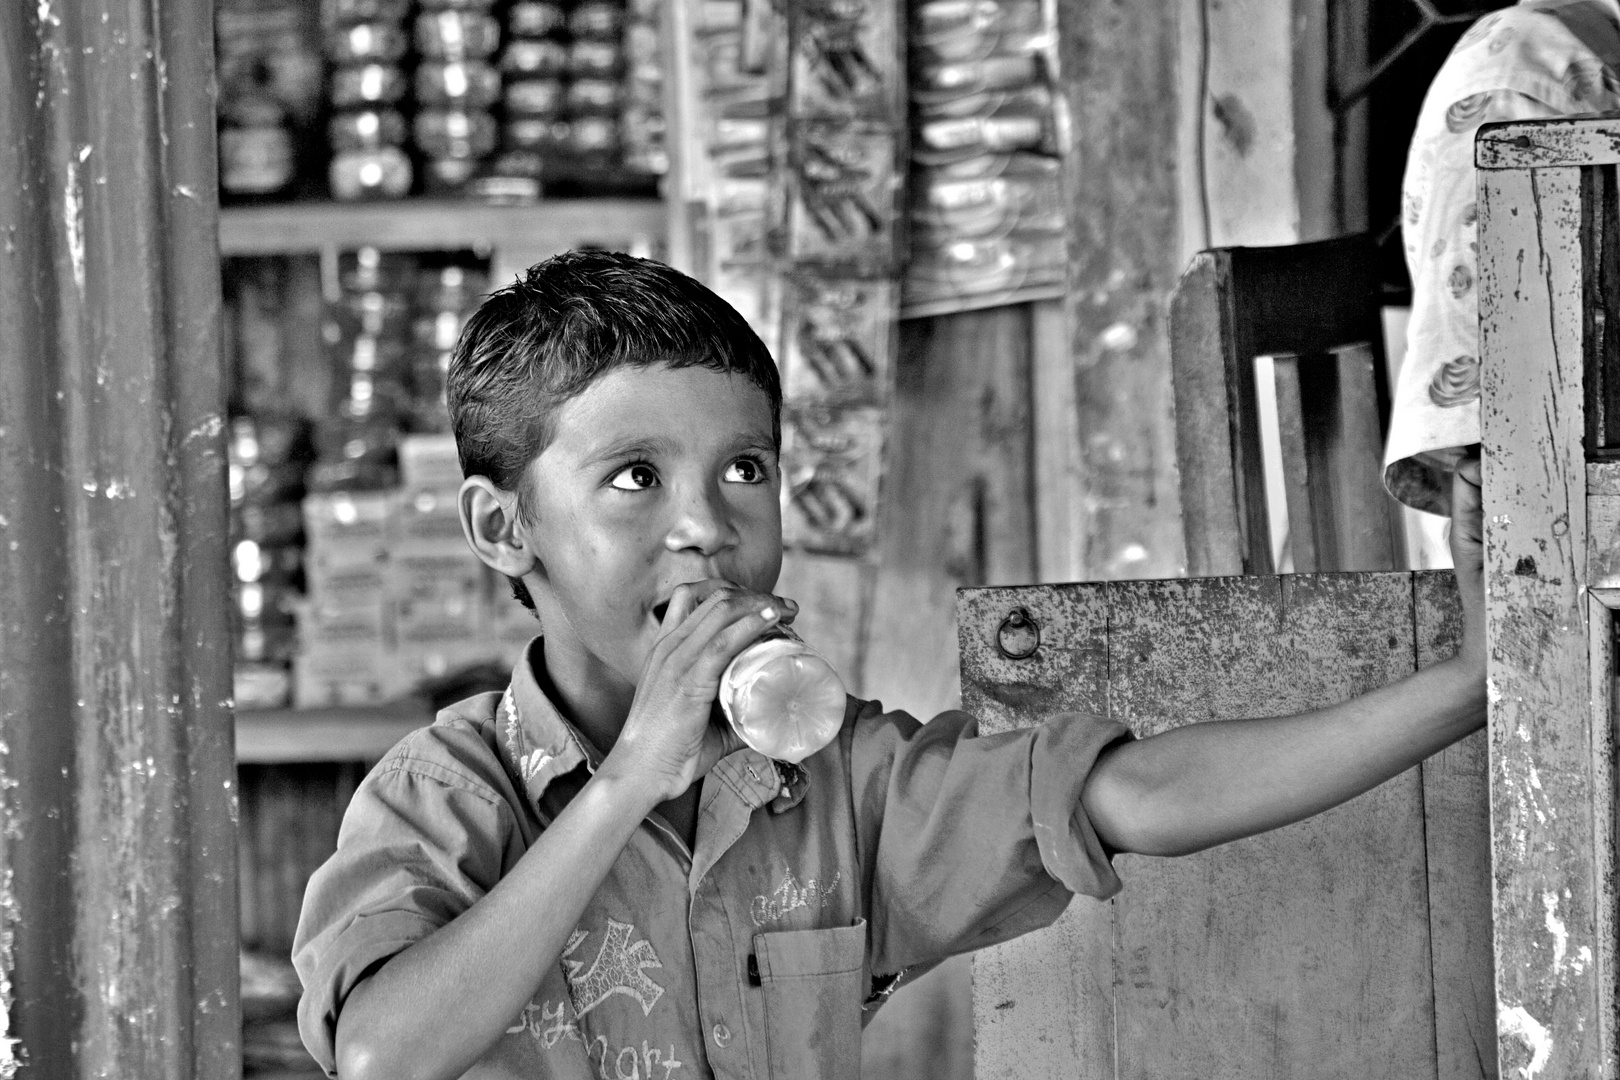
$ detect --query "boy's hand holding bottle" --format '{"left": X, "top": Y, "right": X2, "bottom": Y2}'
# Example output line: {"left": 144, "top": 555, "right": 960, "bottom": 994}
{"left": 606, "top": 580, "right": 800, "bottom": 802}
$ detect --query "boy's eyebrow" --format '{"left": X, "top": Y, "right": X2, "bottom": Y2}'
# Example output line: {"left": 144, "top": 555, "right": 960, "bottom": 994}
{"left": 582, "top": 430, "right": 778, "bottom": 466}
{"left": 729, "top": 431, "right": 779, "bottom": 456}
{"left": 580, "top": 435, "right": 680, "bottom": 465}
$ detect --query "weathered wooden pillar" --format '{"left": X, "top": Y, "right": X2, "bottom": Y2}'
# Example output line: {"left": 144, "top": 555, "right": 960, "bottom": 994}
{"left": 0, "top": 1, "right": 239, "bottom": 1076}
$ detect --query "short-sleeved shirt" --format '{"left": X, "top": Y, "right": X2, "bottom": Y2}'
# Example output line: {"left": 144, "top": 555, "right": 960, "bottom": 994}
{"left": 1387, "top": 0, "right": 1620, "bottom": 514}
{"left": 292, "top": 639, "right": 1129, "bottom": 1080}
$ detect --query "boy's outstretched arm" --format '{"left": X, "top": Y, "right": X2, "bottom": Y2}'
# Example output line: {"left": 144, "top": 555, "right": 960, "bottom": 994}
{"left": 1080, "top": 457, "right": 1487, "bottom": 859}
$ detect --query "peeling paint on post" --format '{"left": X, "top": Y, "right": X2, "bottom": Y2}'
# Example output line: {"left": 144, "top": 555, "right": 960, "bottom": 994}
{"left": 1476, "top": 116, "right": 1620, "bottom": 1080}
{"left": 0, "top": 0, "right": 239, "bottom": 1076}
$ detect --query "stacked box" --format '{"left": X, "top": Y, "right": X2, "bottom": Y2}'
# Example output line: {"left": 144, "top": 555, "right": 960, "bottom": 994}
{"left": 390, "top": 485, "right": 496, "bottom": 682}
{"left": 295, "top": 490, "right": 401, "bottom": 707}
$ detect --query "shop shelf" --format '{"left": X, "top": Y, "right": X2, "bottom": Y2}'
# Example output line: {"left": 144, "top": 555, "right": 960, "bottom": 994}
{"left": 218, "top": 197, "right": 666, "bottom": 257}
{"left": 235, "top": 700, "right": 434, "bottom": 764}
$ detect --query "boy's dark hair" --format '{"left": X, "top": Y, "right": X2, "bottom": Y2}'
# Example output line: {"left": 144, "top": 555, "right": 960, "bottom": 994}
{"left": 447, "top": 250, "right": 783, "bottom": 611}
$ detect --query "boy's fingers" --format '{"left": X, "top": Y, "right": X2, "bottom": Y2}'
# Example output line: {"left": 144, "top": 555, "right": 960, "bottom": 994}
{"left": 667, "top": 592, "right": 782, "bottom": 675}
{"left": 1455, "top": 447, "right": 1482, "bottom": 489}
{"left": 694, "top": 604, "right": 785, "bottom": 677}
{"left": 660, "top": 582, "right": 703, "bottom": 629}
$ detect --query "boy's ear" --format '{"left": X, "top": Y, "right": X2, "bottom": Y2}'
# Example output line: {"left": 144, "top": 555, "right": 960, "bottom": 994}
{"left": 459, "top": 476, "right": 538, "bottom": 579}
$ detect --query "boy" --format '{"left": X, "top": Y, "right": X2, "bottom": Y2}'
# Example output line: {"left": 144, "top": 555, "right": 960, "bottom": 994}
{"left": 294, "top": 252, "right": 1486, "bottom": 1080}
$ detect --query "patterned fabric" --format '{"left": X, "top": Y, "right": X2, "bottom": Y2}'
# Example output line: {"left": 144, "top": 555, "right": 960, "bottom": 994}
{"left": 292, "top": 638, "right": 1129, "bottom": 1079}
{"left": 1387, "top": 0, "right": 1620, "bottom": 514}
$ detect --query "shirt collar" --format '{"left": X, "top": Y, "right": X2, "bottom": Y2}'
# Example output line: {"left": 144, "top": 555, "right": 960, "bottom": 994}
{"left": 496, "top": 637, "right": 812, "bottom": 814}
{"left": 496, "top": 638, "right": 600, "bottom": 808}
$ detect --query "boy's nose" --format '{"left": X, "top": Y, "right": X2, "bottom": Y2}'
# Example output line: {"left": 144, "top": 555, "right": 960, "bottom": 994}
{"left": 664, "top": 483, "right": 736, "bottom": 555}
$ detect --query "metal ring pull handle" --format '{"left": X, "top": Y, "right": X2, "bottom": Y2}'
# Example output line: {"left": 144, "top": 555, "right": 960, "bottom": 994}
{"left": 996, "top": 607, "right": 1040, "bottom": 660}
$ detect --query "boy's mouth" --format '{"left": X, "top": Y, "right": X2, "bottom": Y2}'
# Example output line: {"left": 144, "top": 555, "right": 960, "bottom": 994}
{"left": 652, "top": 601, "right": 670, "bottom": 624}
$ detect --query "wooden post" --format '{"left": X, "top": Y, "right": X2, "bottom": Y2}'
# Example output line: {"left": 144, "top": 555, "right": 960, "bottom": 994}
{"left": 1057, "top": 0, "right": 1187, "bottom": 582}
{"left": 1476, "top": 117, "right": 1620, "bottom": 1080}
{"left": 0, "top": 1, "right": 239, "bottom": 1074}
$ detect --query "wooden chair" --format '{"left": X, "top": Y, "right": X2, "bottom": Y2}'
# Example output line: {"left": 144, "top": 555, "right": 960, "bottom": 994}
{"left": 1169, "top": 233, "right": 1406, "bottom": 576}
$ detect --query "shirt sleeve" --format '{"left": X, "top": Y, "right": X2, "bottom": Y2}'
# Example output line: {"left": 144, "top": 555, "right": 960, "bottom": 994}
{"left": 846, "top": 701, "right": 1131, "bottom": 976}
{"left": 291, "top": 725, "right": 524, "bottom": 1076}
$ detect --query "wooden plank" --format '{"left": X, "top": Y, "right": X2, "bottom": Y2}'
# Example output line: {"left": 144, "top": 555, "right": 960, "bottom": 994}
{"left": 1271, "top": 354, "right": 1320, "bottom": 572}
{"left": 1590, "top": 461, "right": 1620, "bottom": 495}
{"left": 1586, "top": 593, "right": 1619, "bottom": 1076}
{"left": 1031, "top": 299, "right": 1086, "bottom": 584}
{"left": 1107, "top": 573, "right": 1436, "bottom": 1080}
{"left": 1298, "top": 344, "right": 1401, "bottom": 572}
{"left": 1477, "top": 162, "right": 1614, "bottom": 1077}
{"left": 1589, "top": 493, "right": 1620, "bottom": 590}
{"left": 1477, "top": 117, "right": 1620, "bottom": 172}
{"left": 235, "top": 703, "right": 430, "bottom": 764}
{"left": 217, "top": 198, "right": 666, "bottom": 256}
{"left": 1416, "top": 571, "right": 1498, "bottom": 1080}
{"left": 898, "top": 285, "right": 1065, "bottom": 322}
{"left": 1058, "top": 0, "right": 1186, "bottom": 582}
{"left": 864, "top": 307, "right": 1036, "bottom": 721}
{"left": 1170, "top": 253, "right": 1250, "bottom": 576}
{"left": 958, "top": 584, "right": 1110, "bottom": 1080}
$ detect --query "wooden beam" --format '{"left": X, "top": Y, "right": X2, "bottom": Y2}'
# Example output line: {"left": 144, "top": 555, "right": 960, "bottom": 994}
{"left": 1477, "top": 117, "right": 1620, "bottom": 171}
{"left": 1478, "top": 158, "right": 1616, "bottom": 1078}
{"left": 864, "top": 307, "right": 1037, "bottom": 720}
{"left": 1031, "top": 300, "right": 1085, "bottom": 583}
{"left": 1415, "top": 573, "right": 1497, "bottom": 1080}
{"left": 1058, "top": 0, "right": 1187, "bottom": 581}
{"left": 0, "top": 0, "right": 240, "bottom": 1074}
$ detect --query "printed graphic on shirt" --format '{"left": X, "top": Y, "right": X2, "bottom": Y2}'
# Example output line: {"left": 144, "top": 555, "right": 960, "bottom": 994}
{"left": 751, "top": 868, "right": 842, "bottom": 926}
{"left": 562, "top": 920, "right": 666, "bottom": 1018}
{"left": 583, "top": 1036, "right": 684, "bottom": 1080}
{"left": 507, "top": 1003, "right": 686, "bottom": 1080}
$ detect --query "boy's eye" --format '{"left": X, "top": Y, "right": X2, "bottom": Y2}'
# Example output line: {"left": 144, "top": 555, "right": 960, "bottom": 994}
{"left": 723, "top": 458, "right": 766, "bottom": 484}
{"left": 609, "top": 463, "right": 660, "bottom": 491}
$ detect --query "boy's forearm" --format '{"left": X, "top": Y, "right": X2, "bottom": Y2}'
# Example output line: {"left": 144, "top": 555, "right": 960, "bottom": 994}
{"left": 1081, "top": 654, "right": 1487, "bottom": 858}
{"left": 334, "top": 765, "right": 660, "bottom": 1080}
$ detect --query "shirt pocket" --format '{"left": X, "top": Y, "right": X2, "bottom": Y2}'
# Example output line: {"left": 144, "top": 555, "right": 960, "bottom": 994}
{"left": 753, "top": 919, "right": 867, "bottom": 1080}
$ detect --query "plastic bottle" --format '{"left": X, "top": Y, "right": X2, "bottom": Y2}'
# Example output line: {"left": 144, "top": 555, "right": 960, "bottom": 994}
{"left": 719, "top": 630, "right": 846, "bottom": 764}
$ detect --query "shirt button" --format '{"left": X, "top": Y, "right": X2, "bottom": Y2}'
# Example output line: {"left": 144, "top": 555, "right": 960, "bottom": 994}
{"left": 712, "top": 1022, "right": 732, "bottom": 1048}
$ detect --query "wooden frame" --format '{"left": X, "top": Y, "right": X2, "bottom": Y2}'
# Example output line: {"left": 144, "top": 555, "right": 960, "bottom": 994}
{"left": 1475, "top": 115, "right": 1620, "bottom": 1079}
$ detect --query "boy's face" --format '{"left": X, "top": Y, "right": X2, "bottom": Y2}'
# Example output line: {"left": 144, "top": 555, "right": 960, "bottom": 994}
{"left": 517, "top": 362, "right": 783, "bottom": 690}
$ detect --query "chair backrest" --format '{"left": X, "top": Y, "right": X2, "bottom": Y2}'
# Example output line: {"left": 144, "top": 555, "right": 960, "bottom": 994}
{"left": 1169, "top": 234, "right": 1405, "bottom": 576}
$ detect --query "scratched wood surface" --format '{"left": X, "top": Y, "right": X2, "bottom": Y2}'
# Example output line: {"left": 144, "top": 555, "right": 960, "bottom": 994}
{"left": 960, "top": 572, "right": 1489, "bottom": 1079}
{"left": 1477, "top": 131, "right": 1617, "bottom": 1078}
{"left": 0, "top": 0, "right": 240, "bottom": 1075}
{"left": 1417, "top": 572, "right": 1498, "bottom": 1080}
{"left": 959, "top": 586, "right": 1111, "bottom": 1080}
